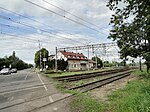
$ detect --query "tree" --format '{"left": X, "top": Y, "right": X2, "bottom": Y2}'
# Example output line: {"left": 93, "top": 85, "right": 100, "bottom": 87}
{"left": 34, "top": 48, "right": 49, "bottom": 68}
{"left": 47, "top": 59, "right": 68, "bottom": 71}
{"left": 107, "top": 0, "right": 150, "bottom": 72}
{"left": 8, "top": 51, "right": 20, "bottom": 68}
{"left": 47, "top": 59, "right": 55, "bottom": 69}
{"left": 0, "top": 51, "right": 30, "bottom": 70}
{"left": 0, "top": 58, "right": 6, "bottom": 70}
{"left": 92, "top": 57, "right": 103, "bottom": 68}
{"left": 57, "top": 59, "right": 68, "bottom": 71}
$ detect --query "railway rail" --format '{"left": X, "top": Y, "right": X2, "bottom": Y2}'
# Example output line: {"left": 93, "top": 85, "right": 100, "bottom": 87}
{"left": 0, "top": 81, "right": 72, "bottom": 112}
{"left": 20, "top": 69, "right": 134, "bottom": 112}
{"left": 53, "top": 67, "right": 137, "bottom": 82}
{"left": 69, "top": 71, "right": 132, "bottom": 92}
{"left": 0, "top": 82, "right": 53, "bottom": 94}
{"left": 0, "top": 67, "right": 137, "bottom": 112}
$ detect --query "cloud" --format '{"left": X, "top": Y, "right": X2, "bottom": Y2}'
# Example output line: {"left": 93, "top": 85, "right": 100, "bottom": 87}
{"left": 0, "top": 0, "right": 117, "bottom": 64}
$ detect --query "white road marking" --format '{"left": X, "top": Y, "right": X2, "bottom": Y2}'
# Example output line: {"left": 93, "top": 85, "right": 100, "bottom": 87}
{"left": 24, "top": 74, "right": 28, "bottom": 80}
{"left": 9, "top": 96, "right": 14, "bottom": 101}
{"left": 49, "top": 96, "right": 54, "bottom": 102}
{"left": 37, "top": 73, "right": 54, "bottom": 103}
{"left": 1, "top": 86, "right": 43, "bottom": 94}
{"left": 53, "top": 107, "right": 58, "bottom": 111}
{"left": 37, "top": 74, "right": 48, "bottom": 91}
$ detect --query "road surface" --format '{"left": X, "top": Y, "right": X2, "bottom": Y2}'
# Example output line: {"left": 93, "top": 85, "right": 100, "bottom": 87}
{"left": 0, "top": 69, "right": 71, "bottom": 112}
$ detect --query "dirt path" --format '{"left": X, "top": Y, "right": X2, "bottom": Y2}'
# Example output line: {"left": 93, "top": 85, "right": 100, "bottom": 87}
{"left": 90, "top": 74, "right": 137, "bottom": 101}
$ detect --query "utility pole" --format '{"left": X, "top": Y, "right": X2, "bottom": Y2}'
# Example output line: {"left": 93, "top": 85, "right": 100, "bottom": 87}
{"left": 87, "top": 44, "right": 90, "bottom": 71}
{"left": 43, "top": 51, "right": 46, "bottom": 70}
{"left": 139, "top": 56, "right": 142, "bottom": 71}
{"left": 95, "top": 53, "right": 98, "bottom": 69}
{"left": 38, "top": 40, "right": 42, "bottom": 71}
{"left": 55, "top": 47, "right": 57, "bottom": 71}
{"left": 76, "top": 47, "right": 77, "bottom": 58}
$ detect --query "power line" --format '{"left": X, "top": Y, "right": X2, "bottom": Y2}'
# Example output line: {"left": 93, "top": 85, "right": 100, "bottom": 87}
{"left": 24, "top": 0, "right": 107, "bottom": 36}
{"left": 0, "top": 7, "right": 95, "bottom": 43}
{"left": 0, "top": 32, "right": 38, "bottom": 42}
{"left": 58, "top": 42, "right": 117, "bottom": 51}
{"left": 0, "top": 23, "right": 52, "bottom": 43}
{"left": 0, "top": 14, "right": 86, "bottom": 45}
{"left": 42, "top": 0, "right": 105, "bottom": 30}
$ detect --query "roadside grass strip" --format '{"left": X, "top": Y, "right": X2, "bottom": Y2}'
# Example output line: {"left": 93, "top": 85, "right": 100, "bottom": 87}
{"left": 70, "top": 70, "right": 150, "bottom": 112}
{"left": 105, "top": 70, "right": 150, "bottom": 112}
{"left": 70, "top": 93, "right": 105, "bottom": 112}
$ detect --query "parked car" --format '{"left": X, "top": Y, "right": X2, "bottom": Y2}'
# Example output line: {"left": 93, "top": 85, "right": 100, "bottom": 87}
{"left": 0, "top": 68, "right": 11, "bottom": 75}
{"left": 11, "top": 68, "right": 17, "bottom": 73}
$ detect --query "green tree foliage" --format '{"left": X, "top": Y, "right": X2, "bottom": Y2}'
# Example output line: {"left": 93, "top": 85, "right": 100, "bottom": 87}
{"left": 47, "top": 59, "right": 55, "bottom": 70}
{"left": 107, "top": 0, "right": 150, "bottom": 72}
{"left": 0, "top": 51, "right": 32, "bottom": 70}
{"left": 34, "top": 48, "right": 49, "bottom": 68}
{"left": 57, "top": 59, "right": 68, "bottom": 71}
{"left": 0, "top": 58, "right": 6, "bottom": 69}
{"left": 47, "top": 59, "right": 68, "bottom": 71}
{"left": 92, "top": 57, "right": 103, "bottom": 68}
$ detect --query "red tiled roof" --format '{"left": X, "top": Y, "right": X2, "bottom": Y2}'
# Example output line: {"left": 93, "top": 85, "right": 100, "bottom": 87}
{"left": 60, "top": 51, "right": 88, "bottom": 61}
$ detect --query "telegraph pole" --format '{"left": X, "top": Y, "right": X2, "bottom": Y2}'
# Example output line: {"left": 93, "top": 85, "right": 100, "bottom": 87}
{"left": 43, "top": 51, "right": 46, "bottom": 70}
{"left": 55, "top": 47, "right": 57, "bottom": 71}
{"left": 95, "top": 53, "right": 98, "bottom": 69}
{"left": 38, "top": 40, "right": 42, "bottom": 71}
{"left": 87, "top": 44, "right": 90, "bottom": 71}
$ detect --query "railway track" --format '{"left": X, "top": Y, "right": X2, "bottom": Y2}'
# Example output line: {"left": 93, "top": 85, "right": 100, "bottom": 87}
{"left": 0, "top": 67, "right": 137, "bottom": 112}
{"left": 19, "top": 69, "right": 134, "bottom": 112}
{"left": 0, "top": 91, "right": 59, "bottom": 111}
{"left": 27, "top": 68, "right": 136, "bottom": 112}
{"left": 26, "top": 94, "right": 74, "bottom": 112}
{"left": 53, "top": 67, "right": 135, "bottom": 82}
{"left": 0, "top": 82, "right": 72, "bottom": 112}
{"left": 0, "top": 82, "right": 53, "bottom": 94}
{"left": 69, "top": 71, "right": 132, "bottom": 92}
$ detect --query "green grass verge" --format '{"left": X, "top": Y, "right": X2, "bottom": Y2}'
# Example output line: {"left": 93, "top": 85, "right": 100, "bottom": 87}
{"left": 132, "top": 69, "right": 150, "bottom": 78}
{"left": 70, "top": 93, "right": 105, "bottom": 112}
{"left": 106, "top": 70, "right": 150, "bottom": 112}
{"left": 70, "top": 70, "right": 150, "bottom": 112}
{"left": 44, "top": 68, "right": 110, "bottom": 77}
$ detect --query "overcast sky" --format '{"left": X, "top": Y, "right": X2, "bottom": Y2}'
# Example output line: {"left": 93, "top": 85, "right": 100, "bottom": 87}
{"left": 0, "top": 0, "right": 119, "bottom": 64}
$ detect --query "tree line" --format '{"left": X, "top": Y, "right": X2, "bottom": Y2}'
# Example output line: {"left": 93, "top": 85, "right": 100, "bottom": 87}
{"left": 0, "top": 51, "right": 33, "bottom": 70}
{"left": 35, "top": 48, "right": 135, "bottom": 71}
{"left": 34, "top": 48, "right": 68, "bottom": 71}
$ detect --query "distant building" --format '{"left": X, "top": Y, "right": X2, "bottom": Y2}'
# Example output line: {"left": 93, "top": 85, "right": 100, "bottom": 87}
{"left": 48, "top": 55, "right": 55, "bottom": 61}
{"left": 57, "top": 51, "right": 96, "bottom": 71}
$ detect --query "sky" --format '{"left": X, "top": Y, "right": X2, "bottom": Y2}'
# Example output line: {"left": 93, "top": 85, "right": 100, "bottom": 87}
{"left": 0, "top": 0, "right": 120, "bottom": 64}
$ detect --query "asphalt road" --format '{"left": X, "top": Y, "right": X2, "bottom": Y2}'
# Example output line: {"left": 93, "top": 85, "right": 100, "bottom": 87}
{"left": 0, "top": 69, "right": 71, "bottom": 112}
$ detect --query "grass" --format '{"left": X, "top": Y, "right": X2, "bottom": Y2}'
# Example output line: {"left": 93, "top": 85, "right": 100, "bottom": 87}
{"left": 43, "top": 67, "right": 150, "bottom": 112}
{"left": 68, "top": 77, "right": 102, "bottom": 87}
{"left": 105, "top": 69, "right": 150, "bottom": 112}
{"left": 70, "top": 69, "right": 150, "bottom": 112}
{"left": 70, "top": 93, "right": 105, "bottom": 112}
{"left": 44, "top": 68, "right": 110, "bottom": 77}
{"left": 132, "top": 69, "right": 150, "bottom": 78}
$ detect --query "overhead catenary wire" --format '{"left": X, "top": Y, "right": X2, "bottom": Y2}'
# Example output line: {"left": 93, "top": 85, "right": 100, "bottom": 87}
{"left": 0, "top": 32, "right": 38, "bottom": 42}
{"left": 42, "top": 0, "right": 105, "bottom": 30}
{"left": 0, "top": 23, "right": 85, "bottom": 47}
{"left": 0, "top": 14, "right": 86, "bottom": 45}
{"left": 0, "top": 23, "right": 53, "bottom": 43}
{"left": 0, "top": 5, "right": 118, "bottom": 60}
{"left": 0, "top": 7, "right": 95, "bottom": 43}
{"left": 24, "top": 0, "right": 107, "bottom": 36}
